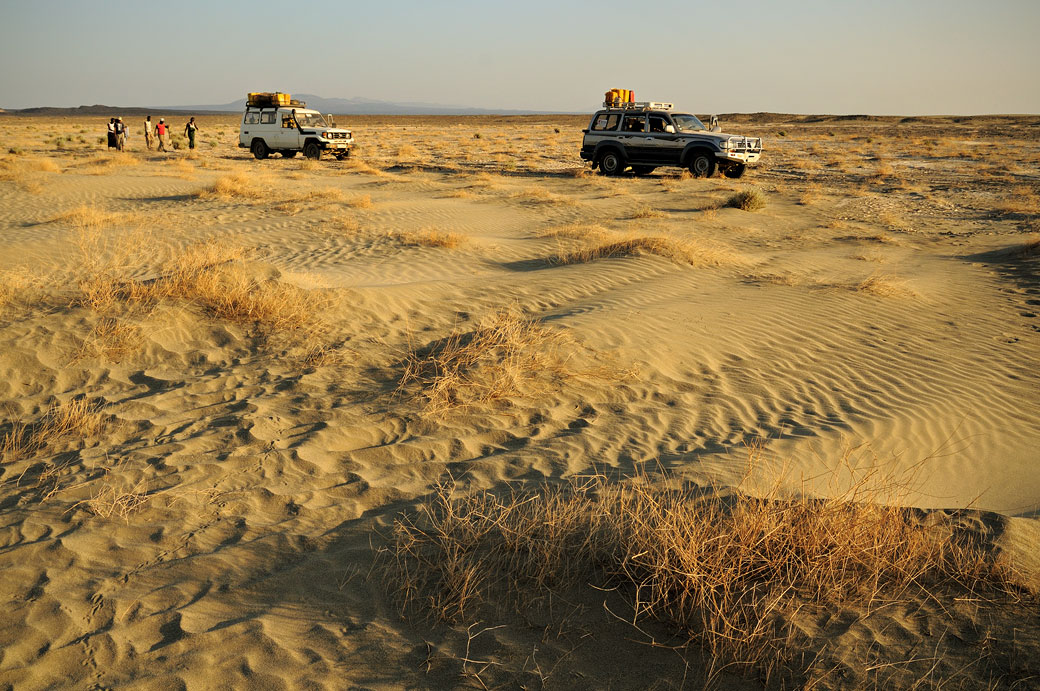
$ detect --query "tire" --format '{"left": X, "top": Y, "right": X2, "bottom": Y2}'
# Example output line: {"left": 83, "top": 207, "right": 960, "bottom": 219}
{"left": 303, "top": 142, "right": 321, "bottom": 160}
{"left": 632, "top": 165, "right": 656, "bottom": 176}
{"left": 687, "top": 150, "right": 716, "bottom": 178}
{"left": 282, "top": 150, "right": 297, "bottom": 159}
{"left": 598, "top": 149, "right": 625, "bottom": 176}
{"left": 250, "top": 139, "right": 268, "bottom": 160}
{"left": 722, "top": 163, "right": 747, "bottom": 179}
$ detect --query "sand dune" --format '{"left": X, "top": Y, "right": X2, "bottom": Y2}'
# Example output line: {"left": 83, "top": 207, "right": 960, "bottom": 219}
{"left": 0, "top": 114, "right": 1038, "bottom": 689}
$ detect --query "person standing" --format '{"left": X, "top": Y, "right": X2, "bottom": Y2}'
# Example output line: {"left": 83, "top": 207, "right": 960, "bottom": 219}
{"left": 144, "top": 115, "right": 154, "bottom": 150}
{"left": 156, "top": 118, "right": 168, "bottom": 152}
{"left": 107, "top": 118, "right": 116, "bottom": 149}
{"left": 184, "top": 117, "right": 199, "bottom": 150}
{"left": 115, "top": 117, "right": 127, "bottom": 151}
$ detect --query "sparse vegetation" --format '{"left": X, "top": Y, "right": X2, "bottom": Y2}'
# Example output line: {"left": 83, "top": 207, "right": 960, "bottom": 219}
{"left": 384, "top": 464, "right": 1022, "bottom": 686}
{"left": 727, "top": 188, "right": 766, "bottom": 211}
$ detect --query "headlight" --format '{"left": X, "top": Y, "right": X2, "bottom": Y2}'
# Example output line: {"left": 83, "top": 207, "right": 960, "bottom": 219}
{"left": 322, "top": 131, "right": 331, "bottom": 138}
{"left": 719, "top": 138, "right": 732, "bottom": 149}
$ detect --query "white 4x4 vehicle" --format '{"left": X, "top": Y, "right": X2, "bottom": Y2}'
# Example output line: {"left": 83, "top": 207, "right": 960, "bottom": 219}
{"left": 239, "top": 105, "right": 354, "bottom": 160}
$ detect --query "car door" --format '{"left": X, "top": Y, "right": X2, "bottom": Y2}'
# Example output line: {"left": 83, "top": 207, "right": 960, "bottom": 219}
{"left": 645, "top": 114, "right": 684, "bottom": 164}
{"left": 277, "top": 110, "right": 301, "bottom": 149}
{"left": 619, "top": 114, "right": 648, "bottom": 162}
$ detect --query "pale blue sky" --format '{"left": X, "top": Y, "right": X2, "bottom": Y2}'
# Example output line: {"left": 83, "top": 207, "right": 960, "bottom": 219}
{"left": 2, "top": 0, "right": 1038, "bottom": 114}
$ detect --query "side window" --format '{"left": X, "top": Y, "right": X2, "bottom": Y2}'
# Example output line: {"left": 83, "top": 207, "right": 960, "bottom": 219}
{"left": 649, "top": 116, "right": 669, "bottom": 133}
{"left": 591, "top": 113, "right": 620, "bottom": 131}
{"left": 622, "top": 115, "right": 645, "bottom": 132}
{"left": 281, "top": 114, "right": 295, "bottom": 128}
{"left": 244, "top": 112, "right": 259, "bottom": 125}
{"left": 259, "top": 111, "right": 275, "bottom": 125}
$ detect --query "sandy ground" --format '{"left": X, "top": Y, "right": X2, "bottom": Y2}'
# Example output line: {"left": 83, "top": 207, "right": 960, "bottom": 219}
{"left": 0, "top": 112, "right": 1038, "bottom": 689}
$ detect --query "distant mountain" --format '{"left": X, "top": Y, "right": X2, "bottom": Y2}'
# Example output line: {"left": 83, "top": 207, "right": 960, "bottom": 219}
{"left": 161, "top": 94, "right": 559, "bottom": 115}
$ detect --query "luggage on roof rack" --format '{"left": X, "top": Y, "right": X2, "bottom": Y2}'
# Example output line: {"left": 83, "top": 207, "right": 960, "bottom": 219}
{"left": 603, "top": 101, "right": 675, "bottom": 111}
{"left": 246, "top": 92, "right": 293, "bottom": 107}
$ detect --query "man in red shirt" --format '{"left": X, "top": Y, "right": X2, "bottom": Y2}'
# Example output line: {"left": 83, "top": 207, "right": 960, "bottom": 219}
{"left": 156, "top": 118, "right": 168, "bottom": 152}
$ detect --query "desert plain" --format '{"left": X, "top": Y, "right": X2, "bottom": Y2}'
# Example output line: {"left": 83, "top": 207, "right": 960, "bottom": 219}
{"left": 0, "top": 112, "right": 1038, "bottom": 690}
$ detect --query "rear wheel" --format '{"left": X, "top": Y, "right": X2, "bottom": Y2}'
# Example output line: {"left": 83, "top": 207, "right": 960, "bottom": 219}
{"left": 250, "top": 139, "right": 268, "bottom": 160}
{"left": 688, "top": 150, "right": 716, "bottom": 178}
{"left": 631, "top": 165, "right": 656, "bottom": 176}
{"left": 722, "top": 163, "right": 747, "bottom": 179}
{"left": 303, "top": 142, "right": 322, "bottom": 160}
{"left": 598, "top": 149, "right": 625, "bottom": 176}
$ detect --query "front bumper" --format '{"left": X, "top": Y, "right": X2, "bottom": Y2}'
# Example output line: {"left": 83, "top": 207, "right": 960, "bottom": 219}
{"left": 716, "top": 150, "right": 762, "bottom": 164}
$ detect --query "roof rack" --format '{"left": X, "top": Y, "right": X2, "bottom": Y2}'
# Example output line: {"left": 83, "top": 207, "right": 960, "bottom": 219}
{"left": 603, "top": 101, "right": 674, "bottom": 111}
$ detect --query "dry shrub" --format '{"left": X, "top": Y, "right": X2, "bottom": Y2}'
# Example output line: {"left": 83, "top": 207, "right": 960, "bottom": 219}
{"left": 194, "top": 173, "right": 269, "bottom": 199}
{"left": 81, "top": 154, "right": 141, "bottom": 174}
{"left": 798, "top": 184, "right": 821, "bottom": 206}
{"left": 384, "top": 468, "right": 1021, "bottom": 684}
{"left": 855, "top": 273, "right": 918, "bottom": 298}
{"left": 157, "top": 242, "right": 326, "bottom": 331}
{"left": 994, "top": 186, "right": 1040, "bottom": 217}
{"left": 631, "top": 204, "right": 667, "bottom": 219}
{"left": 300, "top": 187, "right": 345, "bottom": 203}
{"left": 390, "top": 228, "right": 465, "bottom": 249}
{"left": 346, "top": 194, "right": 373, "bottom": 209}
{"left": 74, "top": 464, "right": 150, "bottom": 522}
{"left": 49, "top": 204, "right": 139, "bottom": 232}
{"left": 81, "top": 317, "right": 142, "bottom": 361}
{"left": 553, "top": 233, "right": 744, "bottom": 269}
{"left": 879, "top": 210, "right": 913, "bottom": 232}
{"left": 443, "top": 188, "right": 475, "bottom": 199}
{"left": 0, "top": 269, "right": 43, "bottom": 315}
{"left": 324, "top": 215, "right": 361, "bottom": 234}
{"left": 537, "top": 223, "right": 610, "bottom": 240}
{"left": 726, "top": 188, "right": 766, "bottom": 212}
{"left": 74, "top": 238, "right": 327, "bottom": 332}
{"left": 2, "top": 398, "right": 107, "bottom": 465}
{"left": 398, "top": 310, "right": 593, "bottom": 417}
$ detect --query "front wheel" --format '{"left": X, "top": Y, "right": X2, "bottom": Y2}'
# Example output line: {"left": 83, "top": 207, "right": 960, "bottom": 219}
{"left": 303, "top": 142, "right": 322, "bottom": 160}
{"left": 688, "top": 151, "right": 716, "bottom": 178}
{"left": 250, "top": 139, "right": 268, "bottom": 160}
{"left": 598, "top": 150, "right": 625, "bottom": 176}
{"left": 722, "top": 163, "right": 747, "bottom": 179}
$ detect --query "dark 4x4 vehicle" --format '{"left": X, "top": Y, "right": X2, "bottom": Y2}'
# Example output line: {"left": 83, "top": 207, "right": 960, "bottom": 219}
{"left": 580, "top": 102, "right": 762, "bottom": 178}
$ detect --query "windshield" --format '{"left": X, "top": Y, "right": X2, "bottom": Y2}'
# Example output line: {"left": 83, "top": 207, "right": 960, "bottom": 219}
{"left": 294, "top": 112, "right": 328, "bottom": 128}
{"left": 671, "top": 114, "right": 706, "bottom": 132}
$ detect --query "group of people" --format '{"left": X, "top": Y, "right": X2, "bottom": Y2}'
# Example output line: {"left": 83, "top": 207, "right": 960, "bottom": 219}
{"left": 106, "top": 116, "right": 201, "bottom": 152}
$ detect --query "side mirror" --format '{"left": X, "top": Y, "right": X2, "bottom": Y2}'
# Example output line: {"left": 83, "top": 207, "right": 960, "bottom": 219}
{"left": 664, "top": 124, "right": 675, "bottom": 134}
{"left": 327, "top": 114, "right": 335, "bottom": 126}
{"left": 709, "top": 114, "right": 721, "bottom": 132}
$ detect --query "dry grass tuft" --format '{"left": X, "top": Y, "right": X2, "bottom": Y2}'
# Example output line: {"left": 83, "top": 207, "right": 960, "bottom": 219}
{"left": 195, "top": 173, "right": 270, "bottom": 199}
{"left": 510, "top": 187, "right": 577, "bottom": 205}
{"left": 854, "top": 274, "right": 918, "bottom": 298}
{"left": 73, "top": 237, "right": 328, "bottom": 332}
{"left": 553, "top": 233, "right": 744, "bottom": 269}
{"left": 631, "top": 204, "right": 667, "bottom": 219}
{"left": 346, "top": 194, "right": 373, "bottom": 209}
{"left": 0, "top": 269, "right": 43, "bottom": 315}
{"left": 49, "top": 204, "right": 140, "bottom": 232}
{"left": 994, "top": 186, "right": 1040, "bottom": 217}
{"left": 81, "top": 317, "right": 143, "bottom": 361}
{"left": 390, "top": 228, "right": 466, "bottom": 249}
{"left": 397, "top": 310, "right": 611, "bottom": 417}
{"left": 2, "top": 398, "right": 108, "bottom": 465}
{"left": 536, "top": 223, "right": 610, "bottom": 241}
{"left": 726, "top": 188, "right": 767, "bottom": 212}
{"left": 384, "top": 464, "right": 1021, "bottom": 684}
